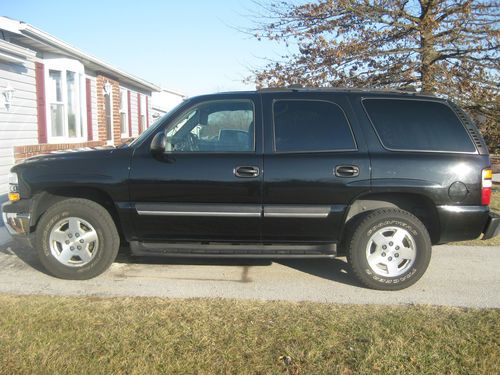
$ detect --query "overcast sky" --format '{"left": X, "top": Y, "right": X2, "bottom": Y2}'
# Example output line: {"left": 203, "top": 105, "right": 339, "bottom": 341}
{"left": 3, "top": 0, "right": 290, "bottom": 96}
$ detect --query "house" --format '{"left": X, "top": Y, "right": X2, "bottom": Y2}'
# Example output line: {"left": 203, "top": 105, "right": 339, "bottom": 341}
{"left": 151, "top": 88, "right": 186, "bottom": 120}
{"left": 0, "top": 16, "right": 161, "bottom": 194}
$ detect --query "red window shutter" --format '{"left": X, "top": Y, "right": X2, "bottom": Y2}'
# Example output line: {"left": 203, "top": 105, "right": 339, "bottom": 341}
{"left": 86, "top": 78, "right": 93, "bottom": 141}
{"left": 137, "top": 93, "right": 142, "bottom": 134}
{"left": 35, "top": 62, "right": 47, "bottom": 143}
{"left": 127, "top": 90, "right": 132, "bottom": 136}
{"left": 146, "top": 95, "right": 150, "bottom": 127}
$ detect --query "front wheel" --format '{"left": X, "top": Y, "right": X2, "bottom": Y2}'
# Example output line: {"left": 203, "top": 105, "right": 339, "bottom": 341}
{"left": 35, "top": 198, "right": 120, "bottom": 279}
{"left": 346, "top": 208, "right": 432, "bottom": 290}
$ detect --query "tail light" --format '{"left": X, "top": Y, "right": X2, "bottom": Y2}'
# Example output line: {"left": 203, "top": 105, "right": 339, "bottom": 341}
{"left": 481, "top": 168, "right": 493, "bottom": 206}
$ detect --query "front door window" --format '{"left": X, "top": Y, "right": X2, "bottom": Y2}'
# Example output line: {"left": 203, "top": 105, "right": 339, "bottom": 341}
{"left": 165, "top": 100, "right": 255, "bottom": 152}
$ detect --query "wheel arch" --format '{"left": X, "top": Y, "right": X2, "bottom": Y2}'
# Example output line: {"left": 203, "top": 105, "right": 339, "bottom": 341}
{"left": 343, "top": 192, "right": 440, "bottom": 245}
{"left": 31, "top": 187, "right": 124, "bottom": 243}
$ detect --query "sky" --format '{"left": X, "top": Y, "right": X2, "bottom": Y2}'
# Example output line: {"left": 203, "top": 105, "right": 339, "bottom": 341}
{"left": 2, "top": 0, "right": 291, "bottom": 96}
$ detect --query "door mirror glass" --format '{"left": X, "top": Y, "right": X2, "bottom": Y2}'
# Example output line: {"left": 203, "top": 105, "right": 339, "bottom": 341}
{"left": 150, "top": 132, "right": 167, "bottom": 154}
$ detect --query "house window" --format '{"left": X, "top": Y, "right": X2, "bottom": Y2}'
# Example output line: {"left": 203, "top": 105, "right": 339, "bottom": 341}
{"left": 120, "top": 89, "right": 128, "bottom": 137}
{"left": 48, "top": 70, "right": 64, "bottom": 137}
{"left": 45, "top": 58, "right": 86, "bottom": 143}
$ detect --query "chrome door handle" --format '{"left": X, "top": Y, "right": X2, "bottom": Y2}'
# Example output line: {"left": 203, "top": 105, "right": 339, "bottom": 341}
{"left": 335, "top": 165, "right": 360, "bottom": 177}
{"left": 234, "top": 166, "right": 260, "bottom": 178}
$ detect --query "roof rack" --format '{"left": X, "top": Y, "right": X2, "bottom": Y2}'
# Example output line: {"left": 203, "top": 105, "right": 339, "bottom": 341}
{"left": 258, "top": 85, "right": 434, "bottom": 97}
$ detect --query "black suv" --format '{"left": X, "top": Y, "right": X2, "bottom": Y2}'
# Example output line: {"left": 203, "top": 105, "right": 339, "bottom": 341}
{"left": 3, "top": 88, "right": 499, "bottom": 290}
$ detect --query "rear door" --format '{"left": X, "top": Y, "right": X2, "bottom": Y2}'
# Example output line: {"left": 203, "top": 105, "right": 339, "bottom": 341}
{"left": 261, "top": 91, "right": 371, "bottom": 242}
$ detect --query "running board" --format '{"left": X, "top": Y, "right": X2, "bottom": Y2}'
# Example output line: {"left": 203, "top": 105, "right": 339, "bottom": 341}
{"left": 129, "top": 241, "right": 337, "bottom": 258}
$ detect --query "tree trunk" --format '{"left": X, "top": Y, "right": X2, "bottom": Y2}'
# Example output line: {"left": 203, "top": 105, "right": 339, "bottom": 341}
{"left": 419, "top": 0, "right": 437, "bottom": 93}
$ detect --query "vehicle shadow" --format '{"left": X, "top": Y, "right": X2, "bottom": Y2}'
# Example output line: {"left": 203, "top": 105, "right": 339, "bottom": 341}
{"left": 0, "top": 235, "right": 47, "bottom": 274}
{"left": 0, "top": 238, "right": 362, "bottom": 287}
{"left": 276, "top": 258, "right": 361, "bottom": 287}
{"left": 116, "top": 248, "right": 362, "bottom": 287}
{"left": 115, "top": 249, "right": 272, "bottom": 267}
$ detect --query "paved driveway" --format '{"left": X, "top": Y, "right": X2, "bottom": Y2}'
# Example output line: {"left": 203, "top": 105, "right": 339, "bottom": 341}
{"left": 0, "top": 227, "right": 498, "bottom": 308}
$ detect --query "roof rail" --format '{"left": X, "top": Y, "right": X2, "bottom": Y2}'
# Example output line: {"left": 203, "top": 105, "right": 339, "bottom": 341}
{"left": 257, "top": 86, "right": 436, "bottom": 97}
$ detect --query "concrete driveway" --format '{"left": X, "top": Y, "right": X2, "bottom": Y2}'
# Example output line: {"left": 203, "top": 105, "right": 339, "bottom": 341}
{"left": 0, "top": 226, "right": 498, "bottom": 308}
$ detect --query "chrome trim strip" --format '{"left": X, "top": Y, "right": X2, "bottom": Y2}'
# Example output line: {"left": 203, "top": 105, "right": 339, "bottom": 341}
{"left": 135, "top": 203, "right": 262, "bottom": 217}
{"left": 137, "top": 210, "right": 261, "bottom": 217}
{"left": 265, "top": 212, "right": 329, "bottom": 218}
{"left": 438, "top": 205, "right": 488, "bottom": 213}
{"left": 264, "top": 205, "right": 332, "bottom": 218}
{"left": 136, "top": 204, "right": 339, "bottom": 218}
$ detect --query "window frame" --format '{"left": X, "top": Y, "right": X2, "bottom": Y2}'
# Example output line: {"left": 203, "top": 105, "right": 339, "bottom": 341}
{"left": 271, "top": 99, "right": 358, "bottom": 154}
{"left": 103, "top": 81, "right": 114, "bottom": 145}
{"left": 119, "top": 88, "right": 129, "bottom": 138}
{"left": 163, "top": 99, "right": 256, "bottom": 154}
{"left": 44, "top": 58, "right": 87, "bottom": 144}
{"left": 361, "top": 97, "right": 478, "bottom": 155}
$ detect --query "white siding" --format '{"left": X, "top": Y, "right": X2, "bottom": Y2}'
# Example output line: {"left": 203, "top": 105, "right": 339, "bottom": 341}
{"left": 0, "top": 59, "right": 38, "bottom": 194}
{"left": 151, "top": 89, "right": 185, "bottom": 113}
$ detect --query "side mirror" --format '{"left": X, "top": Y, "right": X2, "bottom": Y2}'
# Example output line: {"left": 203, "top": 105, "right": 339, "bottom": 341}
{"left": 150, "top": 132, "right": 166, "bottom": 155}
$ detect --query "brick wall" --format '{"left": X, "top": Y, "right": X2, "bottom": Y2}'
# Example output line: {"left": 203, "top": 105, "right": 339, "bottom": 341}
{"left": 14, "top": 141, "right": 107, "bottom": 162}
{"left": 12, "top": 73, "right": 151, "bottom": 165}
{"left": 96, "top": 74, "right": 122, "bottom": 145}
{"left": 112, "top": 79, "right": 121, "bottom": 144}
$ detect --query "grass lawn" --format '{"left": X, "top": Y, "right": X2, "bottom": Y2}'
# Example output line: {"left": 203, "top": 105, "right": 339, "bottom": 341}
{"left": 0, "top": 295, "right": 499, "bottom": 374}
{"left": 452, "top": 190, "right": 500, "bottom": 246}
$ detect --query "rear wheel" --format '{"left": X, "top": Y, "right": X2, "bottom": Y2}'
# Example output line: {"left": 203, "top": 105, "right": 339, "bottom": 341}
{"left": 346, "top": 208, "right": 431, "bottom": 290}
{"left": 36, "top": 198, "right": 119, "bottom": 279}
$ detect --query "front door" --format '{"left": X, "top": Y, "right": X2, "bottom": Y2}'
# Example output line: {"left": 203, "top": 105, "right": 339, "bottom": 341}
{"left": 129, "top": 94, "right": 263, "bottom": 242}
{"left": 261, "top": 92, "right": 371, "bottom": 242}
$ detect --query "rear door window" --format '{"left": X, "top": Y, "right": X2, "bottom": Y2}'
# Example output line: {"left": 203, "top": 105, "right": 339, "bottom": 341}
{"left": 273, "top": 100, "right": 356, "bottom": 152}
{"left": 362, "top": 99, "right": 476, "bottom": 153}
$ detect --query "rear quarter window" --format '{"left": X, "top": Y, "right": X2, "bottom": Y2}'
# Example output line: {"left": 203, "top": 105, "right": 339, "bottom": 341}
{"left": 362, "top": 99, "right": 476, "bottom": 153}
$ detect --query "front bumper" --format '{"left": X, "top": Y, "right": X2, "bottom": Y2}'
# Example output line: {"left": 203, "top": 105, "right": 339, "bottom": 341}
{"left": 2, "top": 200, "right": 31, "bottom": 236}
{"left": 483, "top": 212, "right": 500, "bottom": 240}
{"left": 2, "top": 211, "right": 30, "bottom": 236}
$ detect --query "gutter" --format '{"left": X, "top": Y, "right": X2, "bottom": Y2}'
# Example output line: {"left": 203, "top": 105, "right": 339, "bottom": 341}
{"left": 0, "top": 39, "right": 36, "bottom": 59}
{"left": 18, "top": 23, "right": 160, "bottom": 92}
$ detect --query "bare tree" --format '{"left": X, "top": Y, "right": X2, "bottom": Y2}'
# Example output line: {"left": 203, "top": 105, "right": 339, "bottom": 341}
{"left": 249, "top": 0, "right": 499, "bottom": 149}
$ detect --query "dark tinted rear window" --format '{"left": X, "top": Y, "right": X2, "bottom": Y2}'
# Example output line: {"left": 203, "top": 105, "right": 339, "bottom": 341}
{"left": 363, "top": 99, "right": 476, "bottom": 153}
{"left": 273, "top": 100, "right": 356, "bottom": 152}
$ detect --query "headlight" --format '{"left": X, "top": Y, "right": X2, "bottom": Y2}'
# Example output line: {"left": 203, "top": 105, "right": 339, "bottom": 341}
{"left": 8, "top": 172, "right": 20, "bottom": 201}
{"left": 8, "top": 172, "right": 18, "bottom": 185}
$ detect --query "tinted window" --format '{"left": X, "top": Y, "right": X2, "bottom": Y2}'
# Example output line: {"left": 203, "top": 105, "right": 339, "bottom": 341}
{"left": 165, "top": 100, "right": 254, "bottom": 152}
{"left": 363, "top": 99, "right": 475, "bottom": 153}
{"left": 273, "top": 100, "right": 356, "bottom": 152}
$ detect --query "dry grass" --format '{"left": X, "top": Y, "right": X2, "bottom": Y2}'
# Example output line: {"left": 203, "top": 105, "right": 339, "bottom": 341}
{"left": 453, "top": 190, "right": 500, "bottom": 246}
{"left": 0, "top": 295, "right": 499, "bottom": 374}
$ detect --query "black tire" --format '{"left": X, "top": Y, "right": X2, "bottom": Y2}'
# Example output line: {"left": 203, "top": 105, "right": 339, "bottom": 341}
{"left": 35, "top": 198, "right": 120, "bottom": 280}
{"left": 346, "top": 208, "right": 432, "bottom": 291}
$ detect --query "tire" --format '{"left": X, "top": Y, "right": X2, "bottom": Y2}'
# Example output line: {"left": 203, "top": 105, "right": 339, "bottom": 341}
{"left": 35, "top": 198, "right": 120, "bottom": 280}
{"left": 346, "top": 208, "right": 432, "bottom": 291}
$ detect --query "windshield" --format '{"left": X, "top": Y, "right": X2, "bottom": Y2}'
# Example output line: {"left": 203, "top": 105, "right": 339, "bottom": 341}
{"left": 128, "top": 100, "right": 188, "bottom": 147}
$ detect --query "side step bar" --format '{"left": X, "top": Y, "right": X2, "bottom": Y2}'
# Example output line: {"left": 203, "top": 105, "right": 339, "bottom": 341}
{"left": 129, "top": 241, "right": 337, "bottom": 259}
